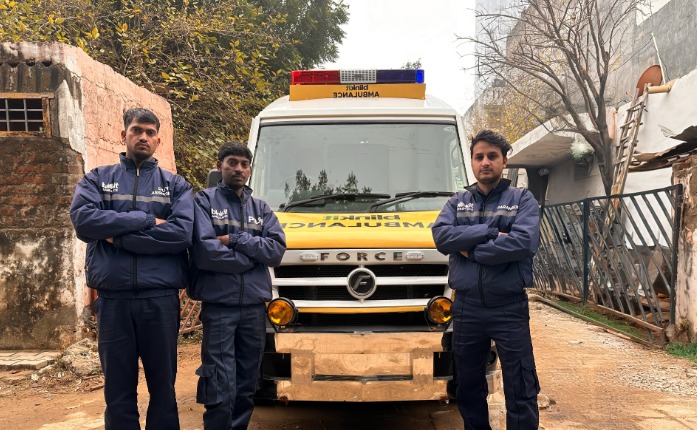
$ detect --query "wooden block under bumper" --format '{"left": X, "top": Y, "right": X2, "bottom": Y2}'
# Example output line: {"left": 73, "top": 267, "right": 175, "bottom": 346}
{"left": 274, "top": 332, "right": 445, "bottom": 354}
{"left": 274, "top": 332, "right": 449, "bottom": 401}
{"left": 276, "top": 379, "right": 448, "bottom": 402}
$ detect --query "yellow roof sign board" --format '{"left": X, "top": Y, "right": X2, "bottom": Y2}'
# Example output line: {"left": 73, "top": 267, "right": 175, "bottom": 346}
{"left": 289, "top": 83, "right": 426, "bottom": 101}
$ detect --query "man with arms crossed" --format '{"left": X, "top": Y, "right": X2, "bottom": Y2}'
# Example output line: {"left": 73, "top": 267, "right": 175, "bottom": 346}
{"left": 189, "top": 141, "right": 286, "bottom": 429}
{"left": 432, "top": 129, "right": 541, "bottom": 430}
{"left": 70, "top": 108, "right": 194, "bottom": 429}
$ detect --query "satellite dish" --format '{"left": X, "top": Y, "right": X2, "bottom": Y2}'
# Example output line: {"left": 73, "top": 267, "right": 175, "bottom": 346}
{"left": 636, "top": 65, "right": 663, "bottom": 96}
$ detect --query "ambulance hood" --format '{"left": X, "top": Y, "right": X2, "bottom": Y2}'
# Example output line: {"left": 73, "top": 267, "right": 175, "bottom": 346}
{"left": 276, "top": 211, "right": 439, "bottom": 249}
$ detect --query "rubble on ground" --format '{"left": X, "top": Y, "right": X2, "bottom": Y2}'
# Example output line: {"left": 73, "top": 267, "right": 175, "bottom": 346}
{"left": 57, "top": 338, "right": 101, "bottom": 378}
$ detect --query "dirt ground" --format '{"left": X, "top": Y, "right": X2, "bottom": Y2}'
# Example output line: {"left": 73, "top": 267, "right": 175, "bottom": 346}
{"left": 1, "top": 302, "right": 697, "bottom": 429}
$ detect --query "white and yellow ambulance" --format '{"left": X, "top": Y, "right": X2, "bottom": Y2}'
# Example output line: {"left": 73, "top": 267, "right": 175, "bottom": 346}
{"left": 247, "top": 69, "right": 499, "bottom": 402}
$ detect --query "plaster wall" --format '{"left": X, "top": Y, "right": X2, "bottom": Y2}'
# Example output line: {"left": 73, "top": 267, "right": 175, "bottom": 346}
{"left": 0, "top": 137, "right": 83, "bottom": 348}
{"left": 545, "top": 159, "right": 603, "bottom": 204}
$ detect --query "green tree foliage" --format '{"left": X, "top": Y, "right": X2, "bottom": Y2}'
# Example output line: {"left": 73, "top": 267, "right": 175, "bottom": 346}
{"left": 251, "top": 0, "right": 348, "bottom": 67}
{"left": 250, "top": 0, "right": 348, "bottom": 94}
{"left": 0, "top": 0, "right": 347, "bottom": 188}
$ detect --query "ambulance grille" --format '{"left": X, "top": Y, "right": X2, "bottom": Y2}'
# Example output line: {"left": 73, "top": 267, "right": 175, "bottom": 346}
{"left": 274, "top": 264, "right": 448, "bottom": 278}
{"left": 296, "top": 311, "right": 425, "bottom": 327}
{"left": 278, "top": 284, "right": 445, "bottom": 301}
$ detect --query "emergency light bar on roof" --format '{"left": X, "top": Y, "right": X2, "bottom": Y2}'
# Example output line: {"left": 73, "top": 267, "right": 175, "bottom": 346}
{"left": 289, "top": 69, "right": 426, "bottom": 101}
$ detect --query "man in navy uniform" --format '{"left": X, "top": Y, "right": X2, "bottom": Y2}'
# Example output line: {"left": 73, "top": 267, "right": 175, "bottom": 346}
{"left": 189, "top": 141, "right": 286, "bottom": 429}
{"left": 432, "top": 129, "right": 541, "bottom": 430}
{"left": 70, "top": 108, "right": 193, "bottom": 429}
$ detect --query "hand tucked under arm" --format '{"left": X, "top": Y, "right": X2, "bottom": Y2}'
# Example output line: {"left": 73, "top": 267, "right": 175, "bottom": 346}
{"left": 230, "top": 205, "right": 286, "bottom": 267}
{"left": 116, "top": 177, "right": 194, "bottom": 254}
{"left": 70, "top": 172, "right": 156, "bottom": 241}
{"left": 432, "top": 195, "right": 498, "bottom": 255}
{"left": 470, "top": 194, "right": 539, "bottom": 265}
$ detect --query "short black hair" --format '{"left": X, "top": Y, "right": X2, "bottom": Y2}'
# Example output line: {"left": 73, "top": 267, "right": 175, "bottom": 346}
{"left": 123, "top": 108, "right": 160, "bottom": 131}
{"left": 470, "top": 129, "right": 512, "bottom": 157}
{"left": 218, "top": 141, "right": 252, "bottom": 162}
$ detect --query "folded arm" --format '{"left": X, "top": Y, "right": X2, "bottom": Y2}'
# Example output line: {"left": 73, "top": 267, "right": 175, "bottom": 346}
{"left": 190, "top": 193, "right": 254, "bottom": 274}
{"left": 432, "top": 195, "right": 498, "bottom": 255}
{"left": 469, "top": 191, "right": 540, "bottom": 265}
{"left": 70, "top": 170, "right": 153, "bottom": 242}
{"left": 115, "top": 176, "right": 194, "bottom": 254}
{"left": 231, "top": 203, "right": 286, "bottom": 267}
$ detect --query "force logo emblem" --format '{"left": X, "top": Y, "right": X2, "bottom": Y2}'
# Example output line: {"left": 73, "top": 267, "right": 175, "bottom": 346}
{"left": 346, "top": 268, "right": 377, "bottom": 300}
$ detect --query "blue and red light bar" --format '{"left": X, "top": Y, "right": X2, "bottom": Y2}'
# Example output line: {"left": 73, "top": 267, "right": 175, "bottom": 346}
{"left": 291, "top": 69, "right": 425, "bottom": 85}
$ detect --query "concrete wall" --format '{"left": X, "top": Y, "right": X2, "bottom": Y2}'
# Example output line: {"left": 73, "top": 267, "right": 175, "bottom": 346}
{"left": 0, "top": 42, "right": 174, "bottom": 349}
{"left": 610, "top": 0, "right": 697, "bottom": 102}
{"left": 672, "top": 157, "right": 697, "bottom": 342}
{"left": 546, "top": 158, "right": 603, "bottom": 204}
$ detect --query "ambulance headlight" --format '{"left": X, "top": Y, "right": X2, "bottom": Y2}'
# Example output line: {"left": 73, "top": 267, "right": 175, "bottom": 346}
{"left": 267, "top": 298, "right": 297, "bottom": 327}
{"left": 425, "top": 296, "right": 452, "bottom": 326}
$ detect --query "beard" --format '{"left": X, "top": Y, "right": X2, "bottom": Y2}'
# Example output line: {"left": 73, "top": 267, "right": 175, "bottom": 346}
{"left": 223, "top": 175, "right": 246, "bottom": 190}
{"left": 477, "top": 173, "right": 501, "bottom": 185}
{"left": 226, "top": 182, "right": 243, "bottom": 190}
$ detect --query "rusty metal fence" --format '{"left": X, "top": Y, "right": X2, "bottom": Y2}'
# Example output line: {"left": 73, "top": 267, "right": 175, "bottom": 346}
{"left": 533, "top": 185, "right": 683, "bottom": 336}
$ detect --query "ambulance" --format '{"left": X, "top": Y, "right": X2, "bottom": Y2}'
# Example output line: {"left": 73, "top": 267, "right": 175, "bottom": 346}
{"left": 246, "top": 69, "right": 500, "bottom": 402}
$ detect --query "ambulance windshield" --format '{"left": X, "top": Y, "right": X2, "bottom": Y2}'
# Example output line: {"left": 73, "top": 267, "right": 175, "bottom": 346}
{"left": 250, "top": 122, "right": 468, "bottom": 212}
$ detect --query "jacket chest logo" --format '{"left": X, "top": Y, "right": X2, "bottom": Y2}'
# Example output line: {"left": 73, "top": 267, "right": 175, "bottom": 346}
{"left": 497, "top": 204, "right": 518, "bottom": 211}
{"left": 101, "top": 182, "right": 119, "bottom": 193}
{"left": 152, "top": 186, "right": 170, "bottom": 197}
{"left": 457, "top": 202, "right": 474, "bottom": 211}
{"left": 211, "top": 208, "right": 228, "bottom": 220}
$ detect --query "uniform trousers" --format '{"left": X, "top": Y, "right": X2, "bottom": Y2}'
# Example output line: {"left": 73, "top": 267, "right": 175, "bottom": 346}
{"left": 94, "top": 292, "right": 180, "bottom": 430}
{"left": 452, "top": 295, "right": 540, "bottom": 430}
{"left": 196, "top": 303, "right": 266, "bottom": 430}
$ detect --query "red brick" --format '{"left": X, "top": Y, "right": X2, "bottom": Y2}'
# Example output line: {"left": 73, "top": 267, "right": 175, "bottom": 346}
{"left": 14, "top": 164, "right": 47, "bottom": 175}
{"left": 3, "top": 196, "right": 28, "bottom": 206}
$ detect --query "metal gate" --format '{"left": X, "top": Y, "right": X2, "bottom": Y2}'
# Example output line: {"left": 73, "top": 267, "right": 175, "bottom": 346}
{"left": 533, "top": 185, "right": 683, "bottom": 332}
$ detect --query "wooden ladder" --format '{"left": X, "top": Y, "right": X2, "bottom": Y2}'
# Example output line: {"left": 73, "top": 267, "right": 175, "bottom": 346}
{"left": 586, "top": 86, "right": 650, "bottom": 304}
{"left": 611, "top": 86, "right": 649, "bottom": 196}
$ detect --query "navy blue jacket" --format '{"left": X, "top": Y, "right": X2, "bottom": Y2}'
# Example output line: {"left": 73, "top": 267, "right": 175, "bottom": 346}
{"left": 70, "top": 154, "right": 194, "bottom": 294}
{"left": 188, "top": 183, "right": 286, "bottom": 305}
{"left": 432, "top": 179, "right": 540, "bottom": 307}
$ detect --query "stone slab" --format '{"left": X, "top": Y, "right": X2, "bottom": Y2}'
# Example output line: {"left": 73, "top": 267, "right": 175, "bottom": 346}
{"left": 0, "top": 351, "right": 60, "bottom": 370}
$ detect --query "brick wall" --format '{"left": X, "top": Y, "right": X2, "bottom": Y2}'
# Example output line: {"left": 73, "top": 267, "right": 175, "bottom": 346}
{"left": 0, "top": 138, "right": 82, "bottom": 228}
{"left": 0, "top": 137, "right": 83, "bottom": 348}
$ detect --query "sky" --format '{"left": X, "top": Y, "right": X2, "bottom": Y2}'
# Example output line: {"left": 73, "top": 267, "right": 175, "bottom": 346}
{"left": 322, "top": 0, "right": 477, "bottom": 114}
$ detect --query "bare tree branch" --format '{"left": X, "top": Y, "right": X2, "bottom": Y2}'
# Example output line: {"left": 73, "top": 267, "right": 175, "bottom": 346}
{"left": 461, "top": 0, "right": 644, "bottom": 195}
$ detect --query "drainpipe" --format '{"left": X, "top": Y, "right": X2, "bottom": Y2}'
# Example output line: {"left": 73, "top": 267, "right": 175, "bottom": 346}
{"left": 646, "top": 80, "right": 675, "bottom": 94}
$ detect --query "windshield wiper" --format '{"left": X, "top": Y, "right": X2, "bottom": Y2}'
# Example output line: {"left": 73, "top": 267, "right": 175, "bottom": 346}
{"left": 368, "top": 191, "right": 454, "bottom": 211}
{"left": 282, "top": 192, "right": 391, "bottom": 212}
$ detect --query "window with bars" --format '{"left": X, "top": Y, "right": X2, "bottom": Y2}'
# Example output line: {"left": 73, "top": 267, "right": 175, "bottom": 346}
{"left": 0, "top": 94, "right": 51, "bottom": 137}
